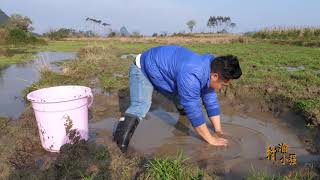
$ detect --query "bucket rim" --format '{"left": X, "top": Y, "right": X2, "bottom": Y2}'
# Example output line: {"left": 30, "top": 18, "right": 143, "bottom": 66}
{"left": 26, "top": 85, "right": 92, "bottom": 103}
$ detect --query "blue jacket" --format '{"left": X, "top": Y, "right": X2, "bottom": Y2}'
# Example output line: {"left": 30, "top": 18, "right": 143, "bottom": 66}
{"left": 140, "top": 45, "right": 220, "bottom": 127}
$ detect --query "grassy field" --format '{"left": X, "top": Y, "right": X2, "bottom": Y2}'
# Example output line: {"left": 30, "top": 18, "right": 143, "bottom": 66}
{"left": 248, "top": 27, "right": 320, "bottom": 47}
{"left": 0, "top": 33, "right": 247, "bottom": 68}
{"left": 61, "top": 39, "right": 320, "bottom": 125}
{"left": 2, "top": 37, "right": 318, "bottom": 131}
{"left": 17, "top": 38, "right": 320, "bottom": 126}
{"left": 1, "top": 37, "right": 320, "bottom": 179}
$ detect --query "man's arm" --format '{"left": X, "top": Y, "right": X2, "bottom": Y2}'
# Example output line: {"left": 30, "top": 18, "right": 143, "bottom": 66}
{"left": 210, "top": 115, "right": 222, "bottom": 134}
{"left": 177, "top": 72, "right": 227, "bottom": 146}
{"left": 201, "top": 89, "right": 223, "bottom": 133}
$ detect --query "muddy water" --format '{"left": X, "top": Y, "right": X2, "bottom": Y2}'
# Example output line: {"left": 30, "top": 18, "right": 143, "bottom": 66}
{"left": 90, "top": 103, "right": 319, "bottom": 178}
{"left": 0, "top": 52, "right": 76, "bottom": 119}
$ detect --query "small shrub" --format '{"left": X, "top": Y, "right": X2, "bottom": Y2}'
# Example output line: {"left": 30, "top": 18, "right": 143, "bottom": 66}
{"left": 45, "top": 28, "right": 72, "bottom": 40}
{"left": 5, "top": 28, "right": 46, "bottom": 45}
{"left": 108, "top": 31, "right": 117, "bottom": 37}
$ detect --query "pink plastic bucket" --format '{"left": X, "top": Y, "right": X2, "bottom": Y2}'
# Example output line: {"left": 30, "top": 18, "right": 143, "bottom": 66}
{"left": 27, "top": 85, "right": 93, "bottom": 152}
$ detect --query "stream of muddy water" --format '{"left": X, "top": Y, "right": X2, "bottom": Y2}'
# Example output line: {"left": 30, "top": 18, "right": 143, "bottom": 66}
{"left": 0, "top": 52, "right": 76, "bottom": 119}
{"left": 90, "top": 94, "right": 320, "bottom": 179}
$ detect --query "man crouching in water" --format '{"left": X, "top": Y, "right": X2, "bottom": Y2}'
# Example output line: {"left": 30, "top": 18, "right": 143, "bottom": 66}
{"left": 113, "top": 45, "right": 242, "bottom": 152}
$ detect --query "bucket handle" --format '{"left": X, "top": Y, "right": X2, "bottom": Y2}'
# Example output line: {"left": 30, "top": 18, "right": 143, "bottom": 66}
{"left": 87, "top": 92, "right": 94, "bottom": 108}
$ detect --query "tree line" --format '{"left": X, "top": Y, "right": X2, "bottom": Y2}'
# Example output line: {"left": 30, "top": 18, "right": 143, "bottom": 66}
{"left": 0, "top": 12, "right": 237, "bottom": 41}
{"left": 186, "top": 16, "right": 236, "bottom": 34}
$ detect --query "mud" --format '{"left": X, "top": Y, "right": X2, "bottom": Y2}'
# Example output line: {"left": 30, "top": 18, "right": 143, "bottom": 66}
{"left": 0, "top": 52, "right": 76, "bottom": 119}
{"left": 0, "top": 106, "right": 144, "bottom": 180}
{"left": 89, "top": 90, "right": 320, "bottom": 179}
{"left": 2, "top": 80, "right": 319, "bottom": 179}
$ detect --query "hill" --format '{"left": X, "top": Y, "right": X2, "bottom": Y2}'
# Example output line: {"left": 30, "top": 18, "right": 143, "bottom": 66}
{"left": 0, "top": 9, "right": 9, "bottom": 25}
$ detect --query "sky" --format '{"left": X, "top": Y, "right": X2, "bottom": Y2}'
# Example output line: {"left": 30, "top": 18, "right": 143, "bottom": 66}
{"left": 1, "top": 0, "right": 319, "bottom": 36}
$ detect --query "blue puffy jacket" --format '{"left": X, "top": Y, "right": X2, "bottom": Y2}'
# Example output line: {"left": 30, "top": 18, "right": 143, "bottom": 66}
{"left": 140, "top": 45, "right": 220, "bottom": 127}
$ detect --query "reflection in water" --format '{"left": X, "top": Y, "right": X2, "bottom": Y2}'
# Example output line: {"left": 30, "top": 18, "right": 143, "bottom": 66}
{"left": 0, "top": 52, "right": 76, "bottom": 119}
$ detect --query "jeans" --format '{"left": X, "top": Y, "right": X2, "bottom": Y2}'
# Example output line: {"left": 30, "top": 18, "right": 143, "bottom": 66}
{"left": 125, "top": 63, "right": 154, "bottom": 120}
{"left": 125, "top": 63, "right": 182, "bottom": 120}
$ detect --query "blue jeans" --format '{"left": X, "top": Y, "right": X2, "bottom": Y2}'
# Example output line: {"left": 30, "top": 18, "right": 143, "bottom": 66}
{"left": 125, "top": 63, "right": 182, "bottom": 120}
{"left": 125, "top": 63, "right": 154, "bottom": 120}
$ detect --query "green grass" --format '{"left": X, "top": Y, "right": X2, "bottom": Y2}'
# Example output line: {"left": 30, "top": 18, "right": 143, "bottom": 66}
{"left": 247, "top": 169, "right": 318, "bottom": 180}
{"left": 0, "top": 47, "right": 36, "bottom": 68}
{"left": 247, "top": 27, "right": 320, "bottom": 47}
{"left": 0, "top": 39, "right": 153, "bottom": 68}
{"left": 37, "top": 40, "right": 90, "bottom": 52}
{"left": 145, "top": 153, "right": 207, "bottom": 180}
{"left": 23, "top": 70, "right": 86, "bottom": 100}
{"left": 249, "top": 27, "right": 320, "bottom": 41}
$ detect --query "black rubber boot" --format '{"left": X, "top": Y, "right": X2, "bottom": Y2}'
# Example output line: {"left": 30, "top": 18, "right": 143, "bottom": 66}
{"left": 113, "top": 114, "right": 140, "bottom": 152}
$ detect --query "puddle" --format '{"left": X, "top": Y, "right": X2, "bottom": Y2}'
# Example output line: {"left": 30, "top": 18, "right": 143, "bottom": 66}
{"left": 90, "top": 106, "right": 320, "bottom": 178}
{"left": 281, "top": 65, "right": 305, "bottom": 72}
{"left": 0, "top": 52, "right": 76, "bottom": 119}
{"left": 120, "top": 54, "right": 138, "bottom": 60}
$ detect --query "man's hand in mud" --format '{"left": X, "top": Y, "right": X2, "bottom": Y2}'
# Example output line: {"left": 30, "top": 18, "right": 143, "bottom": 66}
{"left": 210, "top": 136, "right": 228, "bottom": 146}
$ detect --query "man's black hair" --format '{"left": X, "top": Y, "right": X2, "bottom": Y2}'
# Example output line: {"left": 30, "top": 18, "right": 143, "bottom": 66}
{"left": 211, "top": 55, "right": 242, "bottom": 80}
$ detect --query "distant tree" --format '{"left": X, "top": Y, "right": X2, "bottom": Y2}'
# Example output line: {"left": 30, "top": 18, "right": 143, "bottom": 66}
{"left": 186, "top": 20, "right": 196, "bottom": 33}
{"left": 6, "top": 14, "right": 33, "bottom": 32}
{"left": 86, "top": 17, "right": 102, "bottom": 24}
{"left": 160, "top": 31, "right": 168, "bottom": 37}
{"left": 108, "top": 31, "right": 116, "bottom": 37}
{"left": 44, "top": 28, "right": 74, "bottom": 40}
{"left": 107, "top": 29, "right": 119, "bottom": 37}
{"left": 6, "top": 28, "right": 45, "bottom": 45}
{"left": 131, "top": 30, "right": 142, "bottom": 37}
{"left": 207, "top": 16, "right": 235, "bottom": 33}
{"left": 85, "top": 17, "right": 110, "bottom": 36}
{"left": 207, "top": 16, "right": 217, "bottom": 32}
{"left": 152, "top": 33, "right": 158, "bottom": 37}
{"left": 84, "top": 30, "right": 96, "bottom": 37}
{"left": 102, "top": 23, "right": 110, "bottom": 26}
{"left": 120, "top": 26, "right": 130, "bottom": 36}
{"left": 230, "top": 22, "right": 236, "bottom": 32}
{"left": 219, "top": 16, "right": 231, "bottom": 32}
